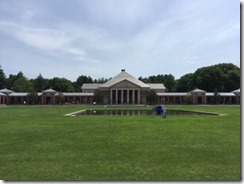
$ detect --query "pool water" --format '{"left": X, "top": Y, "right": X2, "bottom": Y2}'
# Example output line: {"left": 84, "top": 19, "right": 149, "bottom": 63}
{"left": 75, "top": 109, "right": 218, "bottom": 116}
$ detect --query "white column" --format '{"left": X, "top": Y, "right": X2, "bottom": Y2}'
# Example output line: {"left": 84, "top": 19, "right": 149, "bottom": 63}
{"left": 121, "top": 90, "right": 124, "bottom": 104}
{"left": 110, "top": 89, "right": 112, "bottom": 104}
{"left": 138, "top": 90, "right": 140, "bottom": 104}
{"left": 132, "top": 90, "right": 135, "bottom": 104}
{"left": 116, "top": 90, "right": 118, "bottom": 104}
{"left": 127, "top": 90, "right": 129, "bottom": 104}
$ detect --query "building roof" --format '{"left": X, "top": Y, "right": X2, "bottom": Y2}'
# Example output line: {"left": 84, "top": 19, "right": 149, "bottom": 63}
{"left": 206, "top": 92, "right": 214, "bottom": 96}
{"left": 100, "top": 70, "right": 150, "bottom": 88}
{"left": 81, "top": 83, "right": 101, "bottom": 90}
{"left": 147, "top": 83, "right": 166, "bottom": 90}
{"left": 190, "top": 88, "right": 206, "bottom": 93}
{"left": 42, "top": 88, "right": 58, "bottom": 93}
{"left": 59, "top": 92, "right": 94, "bottom": 96}
{"left": 232, "top": 89, "right": 240, "bottom": 93}
{"left": 0, "top": 88, "right": 14, "bottom": 94}
{"left": 206, "top": 92, "right": 236, "bottom": 96}
{"left": 0, "top": 92, "right": 6, "bottom": 96}
{"left": 9, "top": 92, "right": 29, "bottom": 96}
{"left": 219, "top": 92, "right": 236, "bottom": 96}
{"left": 157, "top": 92, "right": 189, "bottom": 96}
{"left": 81, "top": 70, "right": 166, "bottom": 90}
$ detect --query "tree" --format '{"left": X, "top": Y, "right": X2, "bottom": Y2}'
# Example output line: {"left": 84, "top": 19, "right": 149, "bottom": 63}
{"left": 192, "top": 66, "right": 224, "bottom": 92}
{"left": 93, "top": 90, "right": 103, "bottom": 104}
{"left": 162, "top": 74, "right": 175, "bottom": 92}
{"left": 32, "top": 74, "right": 49, "bottom": 92}
{"left": 0, "top": 65, "right": 6, "bottom": 89}
{"left": 212, "top": 88, "right": 221, "bottom": 104}
{"left": 27, "top": 91, "right": 39, "bottom": 104}
{"left": 96, "top": 77, "right": 109, "bottom": 83}
{"left": 192, "top": 63, "right": 240, "bottom": 92}
{"left": 73, "top": 75, "right": 93, "bottom": 92}
{"left": 49, "top": 77, "right": 75, "bottom": 92}
{"left": 186, "top": 93, "right": 192, "bottom": 105}
{"left": 174, "top": 63, "right": 240, "bottom": 92}
{"left": 138, "top": 76, "right": 148, "bottom": 83}
{"left": 139, "top": 74, "right": 176, "bottom": 92}
{"left": 146, "top": 90, "right": 158, "bottom": 105}
{"left": 56, "top": 92, "right": 65, "bottom": 105}
{"left": 174, "top": 73, "right": 194, "bottom": 92}
{"left": 221, "top": 67, "right": 240, "bottom": 91}
{"left": 5, "top": 74, "right": 17, "bottom": 89}
{"left": 11, "top": 72, "right": 34, "bottom": 92}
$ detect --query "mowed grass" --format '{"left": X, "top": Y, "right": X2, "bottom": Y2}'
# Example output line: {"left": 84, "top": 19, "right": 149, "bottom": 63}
{"left": 0, "top": 105, "right": 240, "bottom": 180}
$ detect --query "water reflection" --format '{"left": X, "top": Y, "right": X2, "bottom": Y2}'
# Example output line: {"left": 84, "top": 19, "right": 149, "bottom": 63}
{"left": 76, "top": 109, "right": 218, "bottom": 116}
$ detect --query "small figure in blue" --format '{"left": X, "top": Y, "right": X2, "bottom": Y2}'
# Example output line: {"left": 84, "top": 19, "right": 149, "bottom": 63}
{"left": 160, "top": 105, "right": 164, "bottom": 117}
{"left": 156, "top": 105, "right": 162, "bottom": 115}
{"left": 162, "top": 106, "right": 167, "bottom": 118}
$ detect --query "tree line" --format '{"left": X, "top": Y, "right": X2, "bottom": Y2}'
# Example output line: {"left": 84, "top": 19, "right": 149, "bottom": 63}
{"left": 140, "top": 63, "right": 240, "bottom": 92}
{"left": 0, "top": 63, "right": 240, "bottom": 93}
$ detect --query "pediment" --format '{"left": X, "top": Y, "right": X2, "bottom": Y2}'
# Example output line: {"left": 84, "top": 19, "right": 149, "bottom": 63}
{"left": 111, "top": 80, "right": 141, "bottom": 88}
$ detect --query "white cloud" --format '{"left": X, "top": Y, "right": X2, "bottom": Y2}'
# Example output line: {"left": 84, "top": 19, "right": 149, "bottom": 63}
{"left": 16, "top": 28, "right": 70, "bottom": 50}
{"left": 0, "top": 0, "right": 240, "bottom": 81}
{"left": 0, "top": 20, "right": 89, "bottom": 62}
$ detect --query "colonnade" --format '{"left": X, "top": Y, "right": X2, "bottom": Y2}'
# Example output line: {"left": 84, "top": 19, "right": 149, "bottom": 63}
{"left": 0, "top": 96, "right": 6, "bottom": 104}
{"left": 64, "top": 96, "right": 92, "bottom": 104}
{"left": 159, "top": 96, "right": 187, "bottom": 104}
{"left": 110, "top": 89, "right": 140, "bottom": 104}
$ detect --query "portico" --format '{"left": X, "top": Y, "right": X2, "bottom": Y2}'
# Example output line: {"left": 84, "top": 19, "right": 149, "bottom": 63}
{"left": 110, "top": 89, "right": 141, "bottom": 104}
{"left": 96, "top": 69, "right": 151, "bottom": 105}
{"left": 0, "top": 93, "right": 6, "bottom": 105}
{"left": 81, "top": 69, "right": 166, "bottom": 105}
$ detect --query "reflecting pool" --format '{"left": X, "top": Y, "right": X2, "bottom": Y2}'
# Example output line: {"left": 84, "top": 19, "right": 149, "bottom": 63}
{"left": 75, "top": 109, "right": 218, "bottom": 116}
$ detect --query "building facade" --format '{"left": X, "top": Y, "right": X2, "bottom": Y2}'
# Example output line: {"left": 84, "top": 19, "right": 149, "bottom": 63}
{"left": 82, "top": 69, "right": 165, "bottom": 105}
{"left": 0, "top": 70, "right": 240, "bottom": 105}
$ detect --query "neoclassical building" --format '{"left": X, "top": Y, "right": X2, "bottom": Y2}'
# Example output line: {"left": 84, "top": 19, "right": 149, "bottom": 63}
{"left": 82, "top": 69, "right": 165, "bottom": 105}
{"left": 0, "top": 69, "right": 240, "bottom": 105}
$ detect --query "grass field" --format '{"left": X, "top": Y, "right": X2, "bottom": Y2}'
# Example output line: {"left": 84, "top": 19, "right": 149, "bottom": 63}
{"left": 0, "top": 105, "right": 240, "bottom": 181}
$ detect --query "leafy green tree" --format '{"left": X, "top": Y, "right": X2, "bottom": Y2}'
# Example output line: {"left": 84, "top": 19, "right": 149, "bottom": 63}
{"left": 93, "top": 90, "right": 104, "bottom": 104}
{"left": 95, "top": 77, "right": 109, "bottom": 83}
{"left": 175, "top": 63, "right": 240, "bottom": 92}
{"left": 213, "top": 88, "right": 221, "bottom": 104}
{"left": 192, "top": 66, "right": 224, "bottom": 92}
{"left": 221, "top": 67, "right": 240, "bottom": 91}
{"left": 5, "top": 75, "right": 16, "bottom": 89}
{"left": 146, "top": 90, "right": 158, "bottom": 105}
{"left": 56, "top": 92, "right": 65, "bottom": 105}
{"left": 32, "top": 74, "right": 49, "bottom": 92}
{"left": 174, "top": 73, "right": 194, "bottom": 92}
{"left": 73, "top": 75, "right": 93, "bottom": 92}
{"left": 27, "top": 91, "right": 39, "bottom": 104}
{"left": 11, "top": 72, "right": 34, "bottom": 92}
{"left": 138, "top": 76, "right": 148, "bottom": 83}
{"left": 0, "top": 65, "right": 6, "bottom": 89}
{"left": 192, "top": 63, "right": 240, "bottom": 92}
{"left": 162, "top": 74, "right": 175, "bottom": 92}
{"left": 139, "top": 74, "right": 176, "bottom": 92}
{"left": 49, "top": 77, "right": 75, "bottom": 92}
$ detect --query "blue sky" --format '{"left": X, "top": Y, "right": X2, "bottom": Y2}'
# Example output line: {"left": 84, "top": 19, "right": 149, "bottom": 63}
{"left": 0, "top": 0, "right": 240, "bottom": 81}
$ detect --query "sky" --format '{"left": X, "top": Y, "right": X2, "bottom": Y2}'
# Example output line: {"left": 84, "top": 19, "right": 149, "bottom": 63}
{"left": 0, "top": 0, "right": 240, "bottom": 82}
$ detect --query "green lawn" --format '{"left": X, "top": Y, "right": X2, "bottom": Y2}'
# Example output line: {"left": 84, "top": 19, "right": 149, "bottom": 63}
{"left": 0, "top": 105, "right": 240, "bottom": 180}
